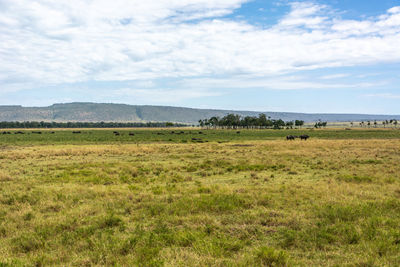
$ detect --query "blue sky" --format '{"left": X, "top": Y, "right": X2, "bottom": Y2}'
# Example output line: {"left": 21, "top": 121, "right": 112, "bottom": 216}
{"left": 1, "top": 0, "right": 400, "bottom": 114}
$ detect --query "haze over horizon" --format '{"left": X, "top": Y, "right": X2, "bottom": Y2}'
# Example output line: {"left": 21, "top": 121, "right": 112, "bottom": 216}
{"left": 1, "top": 0, "right": 400, "bottom": 114}
{"left": 2, "top": 101, "right": 400, "bottom": 116}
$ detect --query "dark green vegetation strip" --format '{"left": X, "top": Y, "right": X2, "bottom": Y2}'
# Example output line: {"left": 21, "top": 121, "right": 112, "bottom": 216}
{"left": 1, "top": 128, "right": 400, "bottom": 145}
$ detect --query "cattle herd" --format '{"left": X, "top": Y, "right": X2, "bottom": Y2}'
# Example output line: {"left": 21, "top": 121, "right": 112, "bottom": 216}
{"left": 2, "top": 130, "right": 310, "bottom": 141}
{"left": 286, "top": 134, "right": 310, "bottom": 140}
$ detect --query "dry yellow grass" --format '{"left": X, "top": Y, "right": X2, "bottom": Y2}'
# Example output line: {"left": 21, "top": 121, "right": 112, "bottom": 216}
{"left": 0, "top": 139, "right": 399, "bottom": 266}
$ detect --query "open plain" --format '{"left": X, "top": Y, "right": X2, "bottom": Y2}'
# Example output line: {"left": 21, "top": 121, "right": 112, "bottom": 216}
{"left": 0, "top": 129, "right": 399, "bottom": 266}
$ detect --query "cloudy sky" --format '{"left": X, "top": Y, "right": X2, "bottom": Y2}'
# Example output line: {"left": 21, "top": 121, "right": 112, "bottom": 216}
{"left": 1, "top": 0, "right": 400, "bottom": 114}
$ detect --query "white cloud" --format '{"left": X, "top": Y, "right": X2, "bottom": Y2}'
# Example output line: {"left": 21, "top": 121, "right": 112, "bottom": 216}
{"left": 388, "top": 6, "right": 400, "bottom": 14}
{"left": 320, "top": 73, "right": 350, "bottom": 80}
{"left": 0, "top": 1, "right": 400, "bottom": 93}
{"left": 179, "top": 75, "right": 382, "bottom": 90}
{"left": 278, "top": 2, "right": 329, "bottom": 29}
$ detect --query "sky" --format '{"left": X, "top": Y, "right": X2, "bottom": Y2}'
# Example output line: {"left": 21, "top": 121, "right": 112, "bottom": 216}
{"left": 1, "top": 0, "right": 400, "bottom": 114}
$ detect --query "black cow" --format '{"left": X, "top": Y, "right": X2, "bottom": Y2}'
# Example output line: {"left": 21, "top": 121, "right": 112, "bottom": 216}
{"left": 300, "top": 135, "right": 310, "bottom": 140}
{"left": 32, "top": 131, "right": 42, "bottom": 134}
{"left": 286, "top": 135, "right": 295, "bottom": 140}
{"left": 72, "top": 131, "right": 81, "bottom": 134}
{"left": 129, "top": 132, "right": 135, "bottom": 136}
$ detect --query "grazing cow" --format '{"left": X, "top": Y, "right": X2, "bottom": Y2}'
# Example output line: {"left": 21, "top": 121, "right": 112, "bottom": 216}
{"left": 72, "top": 131, "right": 81, "bottom": 134}
{"left": 3, "top": 131, "right": 11, "bottom": 134}
{"left": 50, "top": 131, "right": 55, "bottom": 134}
{"left": 300, "top": 134, "right": 309, "bottom": 140}
{"left": 286, "top": 135, "right": 296, "bottom": 140}
{"left": 236, "top": 131, "right": 241, "bottom": 134}
{"left": 15, "top": 131, "right": 25, "bottom": 134}
{"left": 32, "top": 131, "right": 42, "bottom": 134}
{"left": 114, "top": 132, "right": 120, "bottom": 136}
{"left": 129, "top": 132, "right": 135, "bottom": 136}
{"left": 198, "top": 131, "right": 203, "bottom": 134}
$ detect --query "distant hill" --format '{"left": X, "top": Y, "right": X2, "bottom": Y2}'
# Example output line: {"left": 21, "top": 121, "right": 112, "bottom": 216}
{"left": 0, "top": 102, "right": 399, "bottom": 124}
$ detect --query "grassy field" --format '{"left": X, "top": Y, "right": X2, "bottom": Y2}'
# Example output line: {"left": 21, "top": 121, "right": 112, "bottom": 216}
{"left": 0, "top": 129, "right": 399, "bottom": 266}
{"left": 1, "top": 128, "right": 400, "bottom": 146}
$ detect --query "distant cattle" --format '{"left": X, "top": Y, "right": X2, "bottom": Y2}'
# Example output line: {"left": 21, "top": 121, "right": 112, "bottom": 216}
{"left": 300, "top": 135, "right": 310, "bottom": 140}
{"left": 72, "top": 131, "right": 81, "bottom": 134}
{"left": 129, "top": 132, "right": 135, "bottom": 136}
{"left": 286, "top": 135, "right": 295, "bottom": 140}
{"left": 15, "top": 131, "right": 24, "bottom": 134}
{"left": 32, "top": 131, "right": 42, "bottom": 134}
{"left": 50, "top": 131, "right": 55, "bottom": 134}
{"left": 2, "top": 131, "right": 11, "bottom": 134}
{"left": 236, "top": 131, "right": 241, "bottom": 134}
{"left": 198, "top": 131, "right": 203, "bottom": 134}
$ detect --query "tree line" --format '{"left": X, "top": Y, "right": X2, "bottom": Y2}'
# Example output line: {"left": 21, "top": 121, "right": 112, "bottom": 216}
{"left": 0, "top": 121, "right": 187, "bottom": 128}
{"left": 198, "top": 114, "right": 305, "bottom": 129}
{"left": 355, "top": 120, "right": 398, "bottom": 128}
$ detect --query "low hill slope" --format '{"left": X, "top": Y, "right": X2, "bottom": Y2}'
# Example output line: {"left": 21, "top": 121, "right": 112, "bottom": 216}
{"left": 0, "top": 102, "right": 399, "bottom": 123}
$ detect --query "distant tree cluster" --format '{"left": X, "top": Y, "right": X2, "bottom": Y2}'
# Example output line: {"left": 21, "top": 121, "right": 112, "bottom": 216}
{"left": 314, "top": 121, "right": 328, "bottom": 128}
{"left": 198, "top": 114, "right": 304, "bottom": 129}
{"left": 0, "top": 121, "right": 187, "bottom": 128}
{"left": 358, "top": 119, "right": 398, "bottom": 128}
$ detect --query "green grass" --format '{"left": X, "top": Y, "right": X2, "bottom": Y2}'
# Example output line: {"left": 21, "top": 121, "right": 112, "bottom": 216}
{"left": 0, "top": 130, "right": 399, "bottom": 266}
{"left": 1, "top": 128, "right": 400, "bottom": 146}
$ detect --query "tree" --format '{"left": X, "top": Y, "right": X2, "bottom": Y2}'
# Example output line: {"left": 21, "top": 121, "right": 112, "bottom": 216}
{"left": 286, "top": 121, "right": 294, "bottom": 129}
{"left": 198, "top": 119, "right": 204, "bottom": 128}
{"left": 295, "top": 120, "right": 304, "bottom": 128}
{"left": 258, "top": 114, "right": 268, "bottom": 128}
{"left": 208, "top": 117, "right": 219, "bottom": 129}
